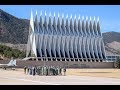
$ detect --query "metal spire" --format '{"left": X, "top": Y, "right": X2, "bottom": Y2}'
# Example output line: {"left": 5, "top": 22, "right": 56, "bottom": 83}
{"left": 90, "top": 16, "right": 92, "bottom": 21}
{"left": 30, "top": 9, "right": 34, "bottom": 32}
{"left": 97, "top": 16, "right": 99, "bottom": 22}
{"left": 66, "top": 14, "right": 68, "bottom": 18}
{"left": 86, "top": 16, "right": 88, "bottom": 21}
{"left": 45, "top": 11, "right": 46, "bottom": 16}
{"left": 70, "top": 14, "right": 72, "bottom": 19}
{"left": 74, "top": 14, "right": 76, "bottom": 19}
{"left": 78, "top": 15, "right": 80, "bottom": 20}
{"left": 49, "top": 12, "right": 51, "bottom": 17}
{"left": 58, "top": 12, "right": 60, "bottom": 18}
{"left": 82, "top": 16, "right": 84, "bottom": 20}
{"left": 62, "top": 13, "right": 64, "bottom": 18}
{"left": 54, "top": 12, "right": 55, "bottom": 17}
{"left": 94, "top": 16, "right": 95, "bottom": 21}
{"left": 36, "top": 10, "right": 37, "bottom": 15}
{"left": 40, "top": 11, "right": 42, "bottom": 16}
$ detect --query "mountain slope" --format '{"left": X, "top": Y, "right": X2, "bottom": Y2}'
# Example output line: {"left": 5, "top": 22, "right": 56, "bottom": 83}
{"left": 102, "top": 32, "right": 120, "bottom": 55}
{"left": 102, "top": 31, "right": 120, "bottom": 44}
{"left": 0, "top": 9, "right": 29, "bottom": 44}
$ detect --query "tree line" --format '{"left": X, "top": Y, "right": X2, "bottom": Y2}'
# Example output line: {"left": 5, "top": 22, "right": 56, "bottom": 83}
{"left": 0, "top": 44, "right": 26, "bottom": 59}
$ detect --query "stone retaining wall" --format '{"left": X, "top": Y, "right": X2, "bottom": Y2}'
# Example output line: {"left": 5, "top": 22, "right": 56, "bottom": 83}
{"left": 0, "top": 60, "right": 114, "bottom": 68}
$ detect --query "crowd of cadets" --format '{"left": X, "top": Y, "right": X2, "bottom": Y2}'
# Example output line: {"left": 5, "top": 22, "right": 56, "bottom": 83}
{"left": 24, "top": 66, "right": 66, "bottom": 76}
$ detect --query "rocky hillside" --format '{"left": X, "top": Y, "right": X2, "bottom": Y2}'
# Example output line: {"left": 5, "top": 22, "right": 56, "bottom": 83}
{"left": 0, "top": 9, "right": 120, "bottom": 56}
{"left": 102, "top": 31, "right": 120, "bottom": 44}
{"left": 102, "top": 32, "right": 120, "bottom": 55}
{"left": 0, "top": 9, "right": 29, "bottom": 44}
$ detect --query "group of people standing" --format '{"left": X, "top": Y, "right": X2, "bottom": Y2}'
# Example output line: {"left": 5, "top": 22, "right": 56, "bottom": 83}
{"left": 24, "top": 66, "right": 66, "bottom": 76}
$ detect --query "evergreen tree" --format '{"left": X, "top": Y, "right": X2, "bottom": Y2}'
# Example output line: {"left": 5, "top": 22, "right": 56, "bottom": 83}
{"left": 114, "top": 57, "right": 120, "bottom": 69}
{"left": 0, "top": 44, "right": 26, "bottom": 59}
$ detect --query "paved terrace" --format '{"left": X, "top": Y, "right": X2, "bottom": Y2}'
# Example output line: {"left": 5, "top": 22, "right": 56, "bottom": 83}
{"left": 0, "top": 69, "right": 120, "bottom": 85}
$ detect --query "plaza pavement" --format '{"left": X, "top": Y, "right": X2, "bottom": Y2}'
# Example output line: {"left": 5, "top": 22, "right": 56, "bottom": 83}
{"left": 0, "top": 68, "right": 120, "bottom": 85}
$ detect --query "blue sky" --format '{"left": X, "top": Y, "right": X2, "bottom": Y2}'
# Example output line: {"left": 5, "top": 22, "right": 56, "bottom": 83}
{"left": 0, "top": 5, "right": 120, "bottom": 33}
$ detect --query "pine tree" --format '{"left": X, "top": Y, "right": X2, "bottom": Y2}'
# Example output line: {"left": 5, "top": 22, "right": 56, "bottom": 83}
{"left": 114, "top": 57, "right": 120, "bottom": 69}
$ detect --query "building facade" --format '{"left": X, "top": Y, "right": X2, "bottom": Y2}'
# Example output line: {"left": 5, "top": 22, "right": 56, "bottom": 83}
{"left": 26, "top": 11, "right": 106, "bottom": 62}
{"left": 106, "top": 55, "right": 120, "bottom": 62}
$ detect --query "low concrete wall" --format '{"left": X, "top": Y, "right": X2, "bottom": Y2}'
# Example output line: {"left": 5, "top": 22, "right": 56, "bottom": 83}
{"left": 0, "top": 60, "right": 114, "bottom": 68}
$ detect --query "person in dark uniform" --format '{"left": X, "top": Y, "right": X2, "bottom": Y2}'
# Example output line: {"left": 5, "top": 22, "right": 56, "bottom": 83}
{"left": 36, "top": 66, "right": 39, "bottom": 75}
{"left": 30, "top": 66, "right": 32, "bottom": 75}
{"left": 27, "top": 66, "right": 29, "bottom": 75}
{"left": 52, "top": 66, "right": 54, "bottom": 75}
{"left": 24, "top": 66, "right": 27, "bottom": 74}
{"left": 35, "top": 67, "right": 37, "bottom": 75}
{"left": 33, "top": 67, "right": 36, "bottom": 76}
{"left": 34, "top": 66, "right": 37, "bottom": 75}
{"left": 46, "top": 66, "right": 49, "bottom": 76}
{"left": 37, "top": 66, "right": 40, "bottom": 75}
{"left": 59, "top": 67, "right": 62, "bottom": 75}
{"left": 54, "top": 67, "right": 57, "bottom": 76}
{"left": 55, "top": 67, "right": 58, "bottom": 75}
{"left": 49, "top": 66, "right": 51, "bottom": 75}
{"left": 39, "top": 66, "right": 42, "bottom": 75}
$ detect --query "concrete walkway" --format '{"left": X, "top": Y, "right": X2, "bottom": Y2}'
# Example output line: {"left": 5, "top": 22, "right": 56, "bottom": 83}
{"left": 0, "top": 69, "right": 120, "bottom": 85}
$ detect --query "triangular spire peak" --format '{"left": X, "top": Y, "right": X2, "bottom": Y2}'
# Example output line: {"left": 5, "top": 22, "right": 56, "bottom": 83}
{"left": 86, "top": 16, "right": 88, "bottom": 21}
{"left": 78, "top": 15, "right": 80, "bottom": 19}
{"left": 45, "top": 11, "right": 46, "bottom": 16}
{"left": 36, "top": 10, "right": 37, "bottom": 15}
{"left": 49, "top": 12, "right": 51, "bottom": 17}
{"left": 54, "top": 12, "right": 55, "bottom": 17}
{"left": 40, "top": 11, "right": 42, "bottom": 16}
{"left": 82, "top": 16, "right": 84, "bottom": 20}
{"left": 74, "top": 14, "right": 76, "bottom": 19}
{"left": 97, "top": 16, "right": 99, "bottom": 22}
{"left": 62, "top": 13, "right": 64, "bottom": 18}
{"left": 58, "top": 12, "right": 60, "bottom": 17}
{"left": 70, "top": 14, "right": 72, "bottom": 19}
{"left": 90, "top": 16, "right": 92, "bottom": 21}
{"left": 94, "top": 16, "right": 96, "bottom": 21}
{"left": 66, "top": 14, "right": 68, "bottom": 18}
{"left": 30, "top": 9, "right": 34, "bottom": 32}
{"left": 30, "top": 9, "right": 33, "bottom": 21}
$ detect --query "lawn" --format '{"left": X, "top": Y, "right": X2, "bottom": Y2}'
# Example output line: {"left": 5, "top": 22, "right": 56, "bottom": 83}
{"left": 66, "top": 69, "right": 120, "bottom": 78}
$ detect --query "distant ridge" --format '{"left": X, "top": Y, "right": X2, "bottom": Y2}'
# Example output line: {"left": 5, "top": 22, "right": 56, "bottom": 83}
{"left": 102, "top": 31, "right": 120, "bottom": 44}
{"left": 102, "top": 31, "right": 120, "bottom": 55}
{"left": 0, "top": 9, "right": 120, "bottom": 55}
{"left": 0, "top": 9, "right": 29, "bottom": 44}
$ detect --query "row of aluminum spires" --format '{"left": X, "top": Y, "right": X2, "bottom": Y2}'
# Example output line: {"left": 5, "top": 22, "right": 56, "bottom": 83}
{"left": 30, "top": 10, "right": 102, "bottom": 36}
{"left": 31, "top": 11, "right": 100, "bottom": 21}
